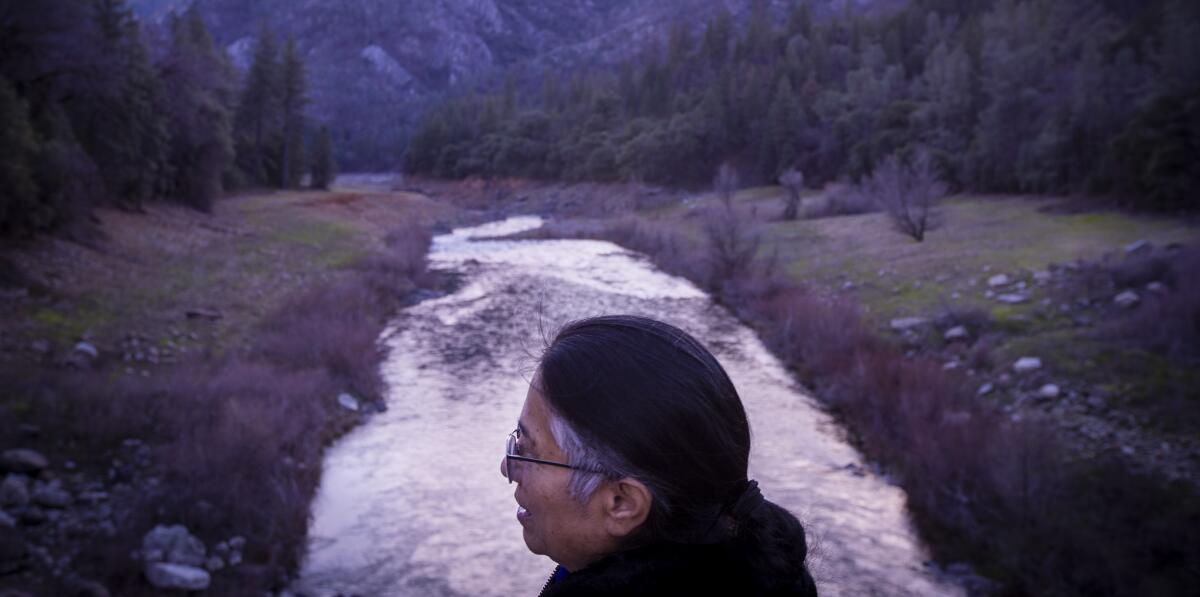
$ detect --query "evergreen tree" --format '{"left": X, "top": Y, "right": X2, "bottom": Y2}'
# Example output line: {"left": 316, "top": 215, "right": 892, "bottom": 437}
{"left": 77, "top": 0, "right": 170, "bottom": 208}
{"left": 280, "top": 36, "right": 307, "bottom": 189}
{"left": 235, "top": 26, "right": 282, "bottom": 186}
{"left": 159, "top": 7, "right": 236, "bottom": 211}
{"left": 311, "top": 125, "right": 336, "bottom": 190}
{"left": 0, "top": 77, "right": 42, "bottom": 234}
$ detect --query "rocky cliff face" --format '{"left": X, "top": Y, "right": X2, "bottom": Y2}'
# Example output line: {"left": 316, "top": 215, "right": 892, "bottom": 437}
{"left": 130, "top": 0, "right": 882, "bottom": 168}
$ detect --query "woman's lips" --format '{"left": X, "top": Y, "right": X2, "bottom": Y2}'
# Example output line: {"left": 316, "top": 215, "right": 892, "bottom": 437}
{"left": 517, "top": 505, "right": 531, "bottom": 525}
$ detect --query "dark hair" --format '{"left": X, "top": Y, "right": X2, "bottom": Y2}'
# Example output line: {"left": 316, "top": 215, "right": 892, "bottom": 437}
{"left": 539, "top": 315, "right": 815, "bottom": 592}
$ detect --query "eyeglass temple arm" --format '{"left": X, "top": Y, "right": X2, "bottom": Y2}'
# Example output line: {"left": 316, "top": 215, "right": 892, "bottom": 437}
{"left": 506, "top": 454, "right": 577, "bottom": 470}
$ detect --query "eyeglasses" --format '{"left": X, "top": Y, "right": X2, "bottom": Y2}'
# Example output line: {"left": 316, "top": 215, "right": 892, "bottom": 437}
{"left": 504, "top": 428, "right": 594, "bottom": 484}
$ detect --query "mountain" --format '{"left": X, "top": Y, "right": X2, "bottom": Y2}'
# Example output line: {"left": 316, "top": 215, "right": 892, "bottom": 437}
{"left": 129, "top": 0, "right": 890, "bottom": 168}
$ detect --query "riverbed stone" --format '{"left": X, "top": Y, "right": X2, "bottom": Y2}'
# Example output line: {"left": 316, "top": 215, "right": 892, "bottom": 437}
{"left": 1013, "top": 357, "right": 1042, "bottom": 374}
{"left": 889, "top": 317, "right": 927, "bottom": 332}
{"left": 995, "top": 293, "right": 1029, "bottom": 304}
{"left": 1037, "top": 384, "right": 1061, "bottom": 399}
{"left": 944, "top": 326, "right": 969, "bottom": 341}
{"left": 1113, "top": 290, "right": 1140, "bottom": 309}
{"left": 1, "top": 449, "right": 48, "bottom": 474}
{"left": 31, "top": 481, "right": 71, "bottom": 508}
{"left": 141, "top": 525, "right": 206, "bottom": 567}
{"left": 0, "top": 474, "right": 30, "bottom": 508}
{"left": 337, "top": 393, "right": 360, "bottom": 412}
{"left": 145, "top": 562, "right": 211, "bottom": 591}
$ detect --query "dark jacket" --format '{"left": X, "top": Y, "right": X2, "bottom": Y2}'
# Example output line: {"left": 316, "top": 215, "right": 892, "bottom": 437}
{"left": 538, "top": 541, "right": 818, "bottom": 596}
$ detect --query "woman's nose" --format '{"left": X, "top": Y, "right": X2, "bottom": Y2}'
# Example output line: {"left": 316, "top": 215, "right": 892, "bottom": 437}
{"left": 500, "top": 455, "right": 509, "bottom": 481}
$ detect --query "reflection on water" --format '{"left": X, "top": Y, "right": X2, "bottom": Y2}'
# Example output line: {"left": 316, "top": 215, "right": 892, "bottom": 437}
{"left": 295, "top": 216, "right": 964, "bottom": 596}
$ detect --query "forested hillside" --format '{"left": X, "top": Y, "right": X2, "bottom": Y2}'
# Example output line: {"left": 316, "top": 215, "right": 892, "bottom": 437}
{"left": 407, "top": 0, "right": 1200, "bottom": 210}
{"left": 0, "top": 0, "right": 335, "bottom": 237}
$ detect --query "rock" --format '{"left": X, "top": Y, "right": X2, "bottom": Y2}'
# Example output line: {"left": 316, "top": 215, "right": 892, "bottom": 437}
{"left": 228, "top": 536, "right": 245, "bottom": 550}
{"left": 1037, "top": 384, "right": 1061, "bottom": 399}
{"left": 889, "top": 317, "right": 927, "bottom": 332}
{"left": 1032, "top": 270, "right": 1052, "bottom": 284}
{"left": 943, "top": 326, "right": 969, "bottom": 341}
{"left": 64, "top": 577, "right": 110, "bottom": 597}
{"left": 337, "top": 393, "right": 360, "bottom": 412}
{"left": 73, "top": 341, "right": 99, "bottom": 359}
{"left": 1124, "top": 239, "right": 1150, "bottom": 254}
{"left": 227, "top": 551, "right": 242, "bottom": 566}
{"left": 995, "top": 293, "right": 1029, "bottom": 304}
{"left": 987, "top": 274, "right": 1010, "bottom": 287}
{"left": 0, "top": 533, "right": 29, "bottom": 575}
{"left": 141, "top": 525, "right": 206, "bottom": 567}
{"left": 1013, "top": 357, "right": 1042, "bottom": 374}
{"left": 942, "top": 361, "right": 960, "bottom": 370}
{"left": 184, "top": 308, "right": 222, "bottom": 321}
{"left": 30, "top": 479, "right": 70, "bottom": 508}
{"left": 0, "top": 474, "right": 30, "bottom": 508}
{"left": 30, "top": 339, "right": 51, "bottom": 355}
{"left": 1, "top": 449, "right": 48, "bottom": 474}
{"left": 144, "top": 562, "right": 211, "bottom": 592}
{"left": 1113, "top": 290, "right": 1140, "bottom": 309}
{"left": 204, "top": 555, "right": 225, "bottom": 572}
{"left": 1146, "top": 281, "right": 1167, "bottom": 294}
{"left": 977, "top": 382, "right": 994, "bottom": 396}
{"left": 31, "top": 481, "right": 71, "bottom": 508}
{"left": 0, "top": 510, "right": 14, "bottom": 528}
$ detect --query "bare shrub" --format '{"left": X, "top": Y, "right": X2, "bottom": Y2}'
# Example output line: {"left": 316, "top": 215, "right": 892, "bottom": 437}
{"left": 702, "top": 204, "right": 761, "bottom": 288}
{"left": 778, "top": 168, "right": 805, "bottom": 220}
{"left": 803, "top": 182, "right": 878, "bottom": 219}
{"left": 1113, "top": 245, "right": 1200, "bottom": 359}
{"left": 866, "top": 149, "right": 947, "bottom": 242}
{"left": 713, "top": 161, "right": 739, "bottom": 209}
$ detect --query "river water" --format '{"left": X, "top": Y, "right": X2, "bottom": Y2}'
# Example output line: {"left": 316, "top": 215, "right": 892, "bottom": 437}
{"left": 294, "top": 217, "right": 963, "bottom": 596}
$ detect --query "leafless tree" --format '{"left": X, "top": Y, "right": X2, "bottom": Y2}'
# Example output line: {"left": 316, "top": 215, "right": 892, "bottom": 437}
{"left": 779, "top": 168, "right": 805, "bottom": 220}
{"left": 713, "top": 161, "right": 739, "bottom": 208}
{"left": 704, "top": 163, "right": 759, "bottom": 284}
{"left": 866, "top": 149, "right": 948, "bottom": 242}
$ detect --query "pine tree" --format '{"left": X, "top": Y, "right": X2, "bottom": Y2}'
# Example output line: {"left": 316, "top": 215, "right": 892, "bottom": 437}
{"left": 280, "top": 36, "right": 307, "bottom": 189}
{"left": 235, "top": 26, "right": 282, "bottom": 186}
{"left": 78, "top": 0, "right": 170, "bottom": 208}
{"left": 311, "top": 125, "right": 336, "bottom": 190}
{"left": 0, "top": 77, "right": 42, "bottom": 234}
{"left": 159, "top": 7, "right": 236, "bottom": 211}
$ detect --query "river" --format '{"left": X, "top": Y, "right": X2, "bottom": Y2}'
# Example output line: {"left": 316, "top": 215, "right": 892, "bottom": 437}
{"left": 294, "top": 216, "right": 964, "bottom": 596}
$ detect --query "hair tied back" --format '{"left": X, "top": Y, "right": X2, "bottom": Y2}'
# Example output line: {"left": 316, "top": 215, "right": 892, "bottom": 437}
{"left": 729, "top": 479, "right": 765, "bottom": 520}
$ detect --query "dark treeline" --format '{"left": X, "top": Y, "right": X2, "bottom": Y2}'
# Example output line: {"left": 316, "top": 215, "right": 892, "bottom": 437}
{"left": 0, "top": 0, "right": 337, "bottom": 237}
{"left": 407, "top": 0, "right": 1200, "bottom": 210}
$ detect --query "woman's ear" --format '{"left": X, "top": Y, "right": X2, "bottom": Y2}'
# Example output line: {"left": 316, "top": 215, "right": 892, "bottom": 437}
{"left": 600, "top": 477, "right": 652, "bottom": 538}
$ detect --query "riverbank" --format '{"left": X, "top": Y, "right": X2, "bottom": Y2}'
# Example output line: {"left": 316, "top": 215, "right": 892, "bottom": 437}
{"left": 0, "top": 188, "right": 460, "bottom": 594}
{"left": 445, "top": 178, "right": 1200, "bottom": 596}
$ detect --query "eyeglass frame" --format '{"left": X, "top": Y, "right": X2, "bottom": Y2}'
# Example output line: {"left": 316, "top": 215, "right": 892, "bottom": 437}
{"left": 504, "top": 427, "right": 601, "bottom": 484}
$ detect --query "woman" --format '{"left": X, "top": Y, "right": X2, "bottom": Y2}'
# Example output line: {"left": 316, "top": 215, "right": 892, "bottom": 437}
{"left": 502, "top": 315, "right": 818, "bottom": 596}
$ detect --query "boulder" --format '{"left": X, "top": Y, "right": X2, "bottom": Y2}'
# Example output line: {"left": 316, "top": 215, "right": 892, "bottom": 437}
{"left": 31, "top": 481, "right": 71, "bottom": 509}
{"left": 141, "top": 525, "right": 206, "bottom": 567}
{"left": 144, "top": 563, "right": 211, "bottom": 592}
{"left": 943, "top": 326, "right": 969, "bottom": 341}
{"left": 889, "top": 317, "right": 927, "bottom": 332}
{"left": 337, "top": 393, "right": 360, "bottom": 412}
{"left": 1, "top": 449, "right": 48, "bottom": 474}
{"left": 1013, "top": 357, "right": 1042, "bottom": 374}
{"left": 0, "top": 475, "right": 30, "bottom": 508}
{"left": 1113, "top": 290, "right": 1140, "bottom": 309}
{"left": 987, "top": 274, "right": 1010, "bottom": 287}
